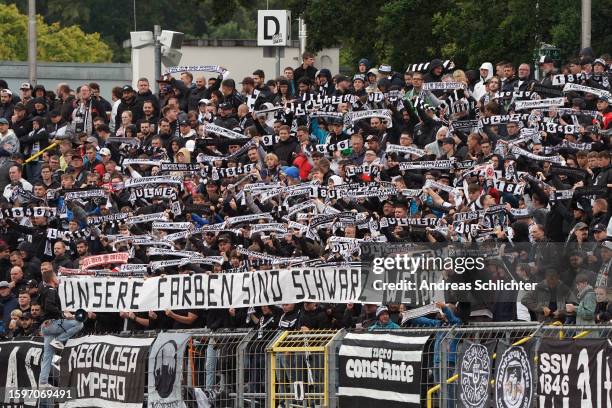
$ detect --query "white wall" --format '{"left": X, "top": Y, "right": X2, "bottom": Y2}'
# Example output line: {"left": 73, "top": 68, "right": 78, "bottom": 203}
{"left": 0, "top": 61, "right": 131, "bottom": 100}
{"left": 131, "top": 44, "right": 340, "bottom": 87}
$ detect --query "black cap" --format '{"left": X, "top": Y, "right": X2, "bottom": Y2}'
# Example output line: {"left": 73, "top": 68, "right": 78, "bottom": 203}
{"left": 217, "top": 234, "right": 232, "bottom": 243}
{"left": 27, "top": 279, "right": 38, "bottom": 288}
{"left": 442, "top": 137, "right": 455, "bottom": 145}
{"left": 327, "top": 115, "right": 343, "bottom": 125}
{"left": 593, "top": 223, "right": 607, "bottom": 232}
{"left": 179, "top": 119, "right": 190, "bottom": 126}
{"left": 21, "top": 312, "right": 32, "bottom": 319}
{"left": 122, "top": 85, "right": 135, "bottom": 92}
{"left": 538, "top": 55, "right": 553, "bottom": 65}
{"left": 335, "top": 75, "right": 350, "bottom": 83}
{"left": 366, "top": 135, "right": 380, "bottom": 143}
{"left": 218, "top": 102, "right": 232, "bottom": 110}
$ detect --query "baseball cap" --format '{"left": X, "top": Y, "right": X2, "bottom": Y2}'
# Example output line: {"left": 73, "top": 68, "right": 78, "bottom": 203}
{"left": 20, "top": 82, "right": 33, "bottom": 90}
{"left": 538, "top": 55, "right": 553, "bottom": 65}
{"left": 86, "top": 136, "right": 98, "bottom": 144}
{"left": 593, "top": 223, "right": 607, "bottom": 232}
{"left": 479, "top": 62, "right": 491, "bottom": 70}
{"left": 122, "top": 85, "right": 135, "bottom": 92}
{"left": 353, "top": 74, "right": 366, "bottom": 82}
{"left": 593, "top": 58, "right": 607, "bottom": 68}
{"left": 99, "top": 147, "right": 111, "bottom": 156}
{"left": 281, "top": 166, "right": 300, "bottom": 179}
{"left": 179, "top": 119, "right": 190, "bottom": 126}
{"left": 198, "top": 98, "right": 211, "bottom": 106}
{"left": 71, "top": 155, "right": 83, "bottom": 161}
{"left": 217, "top": 234, "right": 232, "bottom": 243}
{"left": 218, "top": 102, "right": 232, "bottom": 110}
{"left": 1, "top": 89, "right": 12, "bottom": 96}
{"left": 574, "top": 222, "right": 589, "bottom": 230}
{"left": 0, "top": 281, "right": 9, "bottom": 289}
{"left": 366, "top": 135, "right": 380, "bottom": 143}
{"left": 0, "top": 118, "right": 9, "bottom": 125}
{"left": 335, "top": 75, "right": 350, "bottom": 84}
{"left": 27, "top": 279, "right": 38, "bottom": 288}
{"left": 21, "top": 312, "right": 32, "bottom": 320}
{"left": 378, "top": 64, "right": 392, "bottom": 74}
{"left": 327, "top": 116, "right": 343, "bottom": 125}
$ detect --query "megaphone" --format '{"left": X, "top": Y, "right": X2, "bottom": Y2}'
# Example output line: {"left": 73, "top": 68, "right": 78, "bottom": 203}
{"left": 75, "top": 309, "right": 88, "bottom": 323}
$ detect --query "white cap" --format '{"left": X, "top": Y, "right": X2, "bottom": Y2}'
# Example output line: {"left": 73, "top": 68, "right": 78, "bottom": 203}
{"left": 479, "top": 63, "right": 489, "bottom": 70}
{"left": 99, "top": 147, "right": 111, "bottom": 156}
{"left": 198, "top": 98, "right": 210, "bottom": 105}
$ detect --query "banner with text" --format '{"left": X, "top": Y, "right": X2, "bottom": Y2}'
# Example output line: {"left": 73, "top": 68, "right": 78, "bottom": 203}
{"left": 60, "top": 335, "right": 154, "bottom": 408}
{"left": 338, "top": 332, "right": 427, "bottom": 407}
{"left": 60, "top": 266, "right": 362, "bottom": 312}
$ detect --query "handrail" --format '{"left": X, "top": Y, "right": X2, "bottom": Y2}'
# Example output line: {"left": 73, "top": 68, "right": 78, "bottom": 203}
{"left": 24, "top": 142, "right": 57, "bottom": 164}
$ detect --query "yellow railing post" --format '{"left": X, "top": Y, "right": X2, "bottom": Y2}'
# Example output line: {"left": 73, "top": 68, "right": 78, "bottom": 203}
{"left": 24, "top": 142, "right": 57, "bottom": 164}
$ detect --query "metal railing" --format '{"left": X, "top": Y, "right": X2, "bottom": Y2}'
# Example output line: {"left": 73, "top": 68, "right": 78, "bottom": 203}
{"left": 24, "top": 323, "right": 612, "bottom": 407}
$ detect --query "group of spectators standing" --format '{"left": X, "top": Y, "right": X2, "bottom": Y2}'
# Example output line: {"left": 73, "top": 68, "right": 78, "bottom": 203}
{"left": 0, "top": 46, "right": 610, "bottom": 344}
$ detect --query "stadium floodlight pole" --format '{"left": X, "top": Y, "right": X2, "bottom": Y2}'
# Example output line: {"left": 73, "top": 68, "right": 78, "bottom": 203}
{"left": 276, "top": 47, "right": 281, "bottom": 78}
{"left": 298, "top": 17, "right": 307, "bottom": 56}
{"left": 28, "top": 0, "right": 37, "bottom": 85}
{"left": 581, "top": 0, "right": 591, "bottom": 49}
{"left": 154, "top": 25, "right": 162, "bottom": 94}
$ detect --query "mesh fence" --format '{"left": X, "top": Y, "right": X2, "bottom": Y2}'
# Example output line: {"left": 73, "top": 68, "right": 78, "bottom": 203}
{"left": 268, "top": 330, "right": 340, "bottom": 408}
{"left": 11, "top": 323, "right": 612, "bottom": 407}
{"left": 430, "top": 323, "right": 612, "bottom": 408}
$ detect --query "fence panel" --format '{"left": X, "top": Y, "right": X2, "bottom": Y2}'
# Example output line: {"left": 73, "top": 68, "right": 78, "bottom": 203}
{"left": 268, "top": 330, "right": 341, "bottom": 408}
{"left": 17, "top": 322, "right": 612, "bottom": 407}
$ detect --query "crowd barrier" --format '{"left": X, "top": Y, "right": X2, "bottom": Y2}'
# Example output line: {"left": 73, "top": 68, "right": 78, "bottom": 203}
{"left": 2, "top": 323, "right": 610, "bottom": 408}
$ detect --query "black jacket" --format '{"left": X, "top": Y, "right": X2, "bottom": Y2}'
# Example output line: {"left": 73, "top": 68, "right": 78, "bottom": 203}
{"left": 115, "top": 97, "right": 142, "bottom": 128}
{"left": 273, "top": 137, "right": 301, "bottom": 166}
{"left": 39, "top": 283, "right": 62, "bottom": 321}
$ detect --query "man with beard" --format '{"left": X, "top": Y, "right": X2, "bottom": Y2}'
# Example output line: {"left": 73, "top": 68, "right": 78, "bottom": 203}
{"left": 115, "top": 85, "right": 141, "bottom": 127}
{"left": 73, "top": 240, "right": 90, "bottom": 265}
{"left": 139, "top": 120, "right": 155, "bottom": 146}
{"left": 72, "top": 84, "right": 106, "bottom": 136}
{"left": 0, "top": 89, "right": 14, "bottom": 122}
{"left": 213, "top": 102, "right": 239, "bottom": 130}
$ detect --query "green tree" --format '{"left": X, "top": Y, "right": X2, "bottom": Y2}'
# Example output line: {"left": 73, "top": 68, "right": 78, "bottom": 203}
{"left": 0, "top": 3, "right": 112, "bottom": 62}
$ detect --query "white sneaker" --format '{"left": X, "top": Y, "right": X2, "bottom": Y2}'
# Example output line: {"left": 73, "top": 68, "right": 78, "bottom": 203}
{"left": 39, "top": 383, "right": 56, "bottom": 389}
{"left": 50, "top": 339, "right": 65, "bottom": 353}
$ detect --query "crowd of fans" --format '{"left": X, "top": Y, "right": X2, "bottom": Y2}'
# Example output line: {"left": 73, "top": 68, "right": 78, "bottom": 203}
{"left": 0, "top": 46, "right": 611, "bottom": 340}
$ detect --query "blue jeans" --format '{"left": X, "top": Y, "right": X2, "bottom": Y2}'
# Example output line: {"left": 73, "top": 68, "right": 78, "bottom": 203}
{"left": 39, "top": 319, "right": 83, "bottom": 385}
{"left": 206, "top": 340, "right": 218, "bottom": 389}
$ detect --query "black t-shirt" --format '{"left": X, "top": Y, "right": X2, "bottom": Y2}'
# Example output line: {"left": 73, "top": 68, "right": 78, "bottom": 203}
{"left": 171, "top": 309, "right": 202, "bottom": 330}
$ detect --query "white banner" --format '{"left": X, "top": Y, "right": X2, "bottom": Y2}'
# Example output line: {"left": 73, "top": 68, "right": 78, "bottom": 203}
{"left": 60, "top": 266, "right": 362, "bottom": 312}
{"left": 514, "top": 97, "right": 565, "bottom": 111}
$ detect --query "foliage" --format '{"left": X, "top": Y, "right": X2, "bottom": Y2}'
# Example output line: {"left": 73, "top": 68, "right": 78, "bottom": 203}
{"left": 1, "top": 0, "right": 611, "bottom": 68}
{"left": 0, "top": 3, "right": 112, "bottom": 62}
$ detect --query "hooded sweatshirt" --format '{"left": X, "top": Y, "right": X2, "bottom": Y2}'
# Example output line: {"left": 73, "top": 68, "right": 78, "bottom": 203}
{"left": 473, "top": 62, "right": 494, "bottom": 101}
